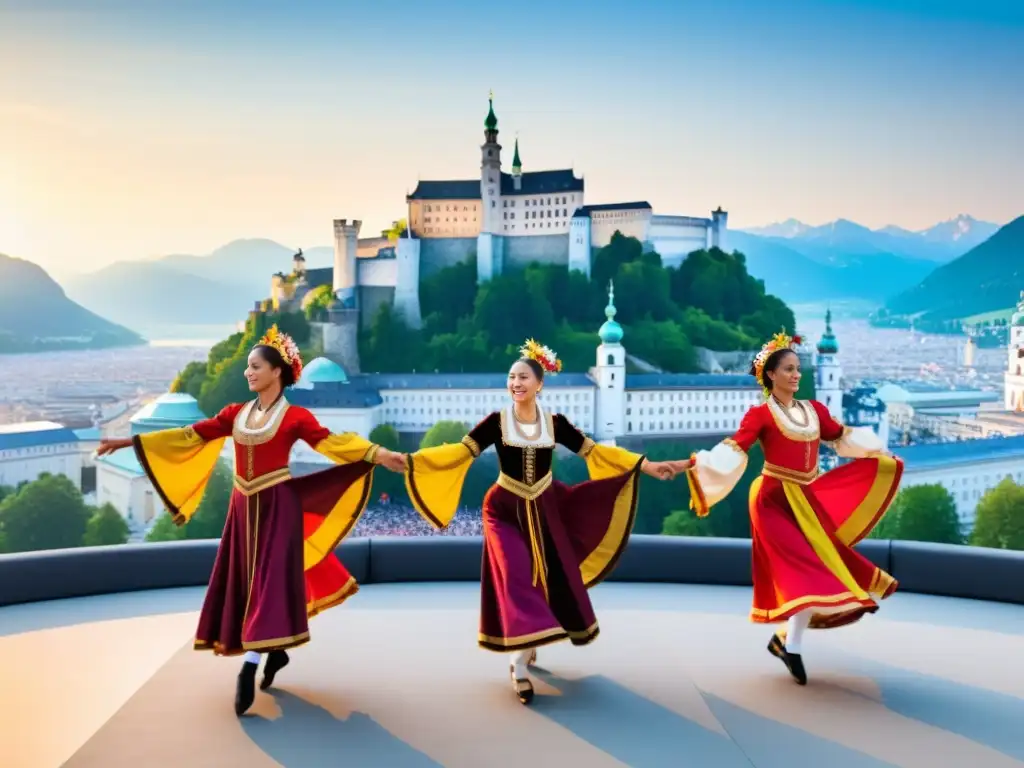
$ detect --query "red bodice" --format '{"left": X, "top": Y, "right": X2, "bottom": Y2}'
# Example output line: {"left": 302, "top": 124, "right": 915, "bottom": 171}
{"left": 191, "top": 401, "right": 330, "bottom": 484}
{"left": 731, "top": 400, "right": 844, "bottom": 482}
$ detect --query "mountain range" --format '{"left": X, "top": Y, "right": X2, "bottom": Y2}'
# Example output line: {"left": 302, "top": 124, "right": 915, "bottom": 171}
{"left": 882, "top": 215, "right": 1024, "bottom": 324}
{"left": 0, "top": 254, "right": 143, "bottom": 353}
{"left": 42, "top": 213, "right": 1011, "bottom": 332}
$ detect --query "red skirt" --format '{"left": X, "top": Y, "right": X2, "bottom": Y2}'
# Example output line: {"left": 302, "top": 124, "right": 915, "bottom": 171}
{"left": 749, "top": 455, "right": 902, "bottom": 630}
{"left": 194, "top": 462, "right": 373, "bottom": 656}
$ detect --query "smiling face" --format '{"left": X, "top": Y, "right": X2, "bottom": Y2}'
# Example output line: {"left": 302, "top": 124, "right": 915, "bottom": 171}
{"left": 508, "top": 360, "right": 543, "bottom": 403}
{"left": 245, "top": 348, "right": 281, "bottom": 394}
{"left": 766, "top": 350, "right": 801, "bottom": 397}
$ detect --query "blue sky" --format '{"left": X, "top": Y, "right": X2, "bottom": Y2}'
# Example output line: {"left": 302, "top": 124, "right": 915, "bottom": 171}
{"left": 1, "top": 0, "right": 1021, "bottom": 276}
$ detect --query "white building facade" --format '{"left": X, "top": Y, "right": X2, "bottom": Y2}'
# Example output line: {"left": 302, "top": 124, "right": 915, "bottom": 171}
{"left": 1005, "top": 291, "right": 1024, "bottom": 411}
{"left": 0, "top": 421, "right": 83, "bottom": 491}
{"left": 896, "top": 436, "right": 1024, "bottom": 530}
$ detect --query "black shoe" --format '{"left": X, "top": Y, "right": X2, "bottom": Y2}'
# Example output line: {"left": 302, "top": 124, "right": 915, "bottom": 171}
{"left": 261, "top": 650, "right": 290, "bottom": 690}
{"left": 509, "top": 664, "right": 534, "bottom": 705}
{"left": 767, "top": 634, "right": 808, "bottom": 685}
{"left": 235, "top": 661, "right": 258, "bottom": 715}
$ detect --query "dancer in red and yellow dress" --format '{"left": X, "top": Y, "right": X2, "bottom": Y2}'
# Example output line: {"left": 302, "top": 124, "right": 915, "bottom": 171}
{"left": 404, "top": 340, "right": 678, "bottom": 704}
{"left": 97, "top": 325, "right": 407, "bottom": 715}
{"left": 673, "top": 331, "right": 903, "bottom": 685}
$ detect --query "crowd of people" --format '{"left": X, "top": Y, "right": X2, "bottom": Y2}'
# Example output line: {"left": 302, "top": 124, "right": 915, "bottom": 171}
{"left": 350, "top": 497, "right": 485, "bottom": 537}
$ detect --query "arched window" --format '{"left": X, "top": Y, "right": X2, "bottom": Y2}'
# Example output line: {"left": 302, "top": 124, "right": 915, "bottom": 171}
{"left": 607, "top": 354, "right": 615, "bottom": 365}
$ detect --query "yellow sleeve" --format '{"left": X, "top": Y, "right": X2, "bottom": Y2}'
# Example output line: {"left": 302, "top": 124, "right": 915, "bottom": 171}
{"left": 577, "top": 437, "right": 645, "bottom": 480}
{"left": 132, "top": 426, "right": 227, "bottom": 527}
{"left": 405, "top": 437, "right": 477, "bottom": 529}
{"left": 312, "top": 433, "right": 380, "bottom": 464}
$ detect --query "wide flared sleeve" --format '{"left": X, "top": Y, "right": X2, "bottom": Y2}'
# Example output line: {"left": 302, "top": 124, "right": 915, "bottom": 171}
{"left": 132, "top": 403, "right": 242, "bottom": 526}
{"left": 293, "top": 408, "right": 381, "bottom": 464}
{"left": 553, "top": 413, "right": 645, "bottom": 479}
{"left": 686, "top": 405, "right": 764, "bottom": 517}
{"left": 405, "top": 412, "right": 500, "bottom": 529}
{"left": 290, "top": 407, "right": 378, "bottom": 570}
{"left": 811, "top": 400, "right": 888, "bottom": 458}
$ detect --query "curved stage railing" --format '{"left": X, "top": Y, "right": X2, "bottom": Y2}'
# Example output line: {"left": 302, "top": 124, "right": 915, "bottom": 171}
{"left": 1, "top": 535, "right": 1023, "bottom": 608}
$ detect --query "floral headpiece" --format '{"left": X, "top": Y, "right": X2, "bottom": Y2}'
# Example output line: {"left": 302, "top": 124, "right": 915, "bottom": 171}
{"left": 519, "top": 338, "right": 562, "bottom": 375}
{"left": 258, "top": 324, "right": 303, "bottom": 384}
{"left": 752, "top": 329, "right": 802, "bottom": 397}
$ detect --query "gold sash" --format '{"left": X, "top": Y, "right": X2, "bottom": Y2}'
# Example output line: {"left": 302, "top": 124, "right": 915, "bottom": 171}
{"left": 496, "top": 472, "right": 554, "bottom": 600}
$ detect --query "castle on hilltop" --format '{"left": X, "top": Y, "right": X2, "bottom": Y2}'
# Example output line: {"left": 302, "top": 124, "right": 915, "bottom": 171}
{"left": 268, "top": 94, "right": 730, "bottom": 374}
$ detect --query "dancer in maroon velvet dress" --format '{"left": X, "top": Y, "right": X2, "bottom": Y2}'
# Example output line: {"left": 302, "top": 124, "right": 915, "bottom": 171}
{"left": 97, "top": 325, "right": 407, "bottom": 715}
{"left": 404, "top": 339, "right": 680, "bottom": 704}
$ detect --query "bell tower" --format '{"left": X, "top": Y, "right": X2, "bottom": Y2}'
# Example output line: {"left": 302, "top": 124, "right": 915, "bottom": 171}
{"left": 477, "top": 91, "right": 504, "bottom": 283}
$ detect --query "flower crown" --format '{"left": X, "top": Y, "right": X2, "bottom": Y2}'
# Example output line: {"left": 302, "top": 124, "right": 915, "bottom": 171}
{"left": 519, "top": 338, "right": 562, "bottom": 374}
{"left": 752, "top": 329, "right": 802, "bottom": 396}
{"left": 258, "top": 324, "right": 303, "bottom": 384}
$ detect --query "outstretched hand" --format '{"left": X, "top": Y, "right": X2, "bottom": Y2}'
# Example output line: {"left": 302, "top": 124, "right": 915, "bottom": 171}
{"left": 376, "top": 448, "right": 408, "bottom": 473}
{"left": 96, "top": 438, "right": 132, "bottom": 457}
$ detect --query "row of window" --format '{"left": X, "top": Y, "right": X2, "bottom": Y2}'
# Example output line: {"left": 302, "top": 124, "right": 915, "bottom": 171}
{"left": 628, "top": 391, "right": 759, "bottom": 402}
{"left": 502, "top": 195, "right": 577, "bottom": 208}
{"left": 423, "top": 204, "right": 479, "bottom": 213}
{"left": 627, "top": 419, "right": 741, "bottom": 433}
{"left": 502, "top": 209, "right": 570, "bottom": 221}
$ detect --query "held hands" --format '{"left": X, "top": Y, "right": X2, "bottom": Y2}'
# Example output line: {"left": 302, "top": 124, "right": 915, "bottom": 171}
{"left": 640, "top": 458, "right": 694, "bottom": 481}
{"left": 95, "top": 438, "right": 132, "bottom": 457}
{"left": 375, "top": 447, "right": 409, "bottom": 473}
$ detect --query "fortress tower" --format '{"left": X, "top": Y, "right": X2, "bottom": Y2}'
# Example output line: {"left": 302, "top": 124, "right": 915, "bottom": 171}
{"left": 394, "top": 229, "right": 423, "bottom": 330}
{"left": 324, "top": 218, "right": 361, "bottom": 374}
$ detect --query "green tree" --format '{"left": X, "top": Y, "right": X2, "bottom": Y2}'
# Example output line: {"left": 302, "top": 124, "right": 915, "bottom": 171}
{"left": 0, "top": 473, "right": 91, "bottom": 552}
{"left": 83, "top": 503, "right": 130, "bottom": 546}
{"left": 146, "top": 512, "right": 186, "bottom": 542}
{"left": 662, "top": 508, "right": 715, "bottom": 536}
{"left": 879, "top": 484, "right": 964, "bottom": 544}
{"left": 970, "top": 477, "right": 1024, "bottom": 550}
{"left": 303, "top": 284, "right": 334, "bottom": 322}
{"left": 170, "top": 360, "right": 208, "bottom": 398}
{"left": 421, "top": 420, "right": 469, "bottom": 449}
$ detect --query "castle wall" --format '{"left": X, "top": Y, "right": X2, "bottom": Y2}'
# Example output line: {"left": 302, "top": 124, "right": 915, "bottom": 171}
{"left": 409, "top": 200, "right": 482, "bottom": 238}
{"left": 589, "top": 209, "right": 652, "bottom": 248}
{"left": 648, "top": 214, "right": 712, "bottom": 266}
{"left": 502, "top": 233, "right": 570, "bottom": 271}
{"left": 357, "top": 257, "right": 397, "bottom": 288}
{"left": 358, "top": 285, "right": 396, "bottom": 327}
{"left": 419, "top": 237, "right": 477, "bottom": 277}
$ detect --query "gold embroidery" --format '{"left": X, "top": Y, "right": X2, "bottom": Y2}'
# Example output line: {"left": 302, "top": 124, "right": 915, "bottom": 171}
{"left": 524, "top": 446, "right": 537, "bottom": 486}
{"left": 232, "top": 398, "right": 290, "bottom": 446}
{"left": 578, "top": 437, "right": 596, "bottom": 458}
{"left": 762, "top": 461, "right": 819, "bottom": 485}
{"left": 232, "top": 467, "right": 291, "bottom": 496}
{"left": 461, "top": 435, "right": 481, "bottom": 457}
{"left": 364, "top": 444, "right": 380, "bottom": 464}
{"left": 766, "top": 398, "right": 820, "bottom": 443}
{"left": 496, "top": 472, "right": 554, "bottom": 601}
{"left": 723, "top": 437, "right": 746, "bottom": 453}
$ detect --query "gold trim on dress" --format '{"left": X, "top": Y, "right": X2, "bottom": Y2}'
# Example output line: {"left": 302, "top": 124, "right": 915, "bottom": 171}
{"left": 766, "top": 398, "right": 820, "bottom": 442}
{"left": 478, "top": 620, "right": 600, "bottom": 652}
{"left": 497, "top": 472, "right": 554, "bottom": 600}
{"left": 232, "top": 467, "right": 292, "bottom": 496}
{"left": 762, "top": 461, "right": 819, "bottom": 485}
{"left": 461, "top": 435, "right": 481, "bottom": 457}
{"left": 577, "top": 437, "right": 596, "bottom": 458}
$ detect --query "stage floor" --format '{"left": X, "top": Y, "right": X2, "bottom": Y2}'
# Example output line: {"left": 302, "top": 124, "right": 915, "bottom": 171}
{"left": 3, "top": 582, "right": 1024, "bottom": 768}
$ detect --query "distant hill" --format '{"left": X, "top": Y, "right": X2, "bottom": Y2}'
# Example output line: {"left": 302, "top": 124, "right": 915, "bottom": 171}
{"left": 63, "top": 239, "right": 334, "bottom": 329}
{"left": 0, "top": 253, "right": 144, "bottom": 353}
{"left": 742, "top": 214, "right": 999, "bottom": 264}
{"left": 882, "top": 215, "right": 1024, "bottom": 322}
{"left": 729, "top": 231, "right": 935, "bottom": 304}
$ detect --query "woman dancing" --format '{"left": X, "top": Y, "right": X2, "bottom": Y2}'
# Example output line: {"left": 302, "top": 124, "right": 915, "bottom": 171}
{"left": 97, "top": 325, "right": 407, "bottom": 715}
{"left": 673, "top": 330, "right": 903, "bottom": 685}
{"left": 404, "top": 339, "right": 680, "bottom": 704}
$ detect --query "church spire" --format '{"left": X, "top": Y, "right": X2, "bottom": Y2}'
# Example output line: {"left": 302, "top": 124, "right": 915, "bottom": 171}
{"left": 512, "top": 136, "right": 522, "bottom": 176}
{"left": 484, "top": 90, "right": 498, "bottom": 135}
{"left": 817, "top": 307, "right": 838, "bottom": 354}
{"left": 598, "top": 280, "right": 623, "bottom": 344}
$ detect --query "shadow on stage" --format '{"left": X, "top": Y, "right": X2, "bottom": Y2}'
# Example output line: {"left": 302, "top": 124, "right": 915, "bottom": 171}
{"left": 239, "top": 689, "right": 442, "bottom": 768}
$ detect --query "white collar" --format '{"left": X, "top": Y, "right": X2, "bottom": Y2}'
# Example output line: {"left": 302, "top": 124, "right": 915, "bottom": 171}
{"left": 500, "top": 403, "right": 555, "bottom": 448}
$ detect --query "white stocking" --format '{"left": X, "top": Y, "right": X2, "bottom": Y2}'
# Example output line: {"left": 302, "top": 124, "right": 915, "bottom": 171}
{"left": 511, "top": 649, "right": 532, "bottom": 679}
{"left": 785, "top": 610, "right": 811, "bottom": 655}
{"left": 243, "top": 651, "right": 261, "bottom": 665}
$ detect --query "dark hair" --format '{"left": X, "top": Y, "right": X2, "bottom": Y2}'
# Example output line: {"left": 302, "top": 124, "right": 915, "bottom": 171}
{"left": 251, "top": 344, "right": 296, "bottom": 388}
{"left": 751, "top": 348, "right": 797, "bottom": 391}
{"left": 514, "top": 357, "right": 545, "bottom": 380}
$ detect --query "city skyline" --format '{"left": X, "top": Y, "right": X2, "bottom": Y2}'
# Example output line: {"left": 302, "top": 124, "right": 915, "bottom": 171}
{"left": 1, "top": 0, "right": 1022, "bottom": 278}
